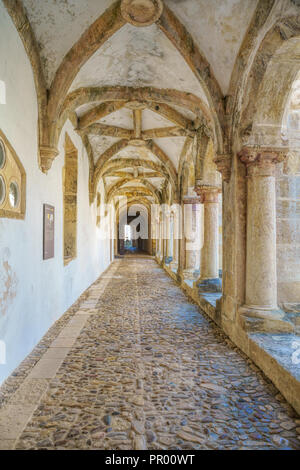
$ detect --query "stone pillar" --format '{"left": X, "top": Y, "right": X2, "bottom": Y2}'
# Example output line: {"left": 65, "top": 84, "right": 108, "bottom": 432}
{"left": 238, "top": 147, "right": 290, "bottom": 328}
{"left": 182, "top": 197, "right": 202, "bottom": 280}
{"left": 170, "top": 212, "right": 179, "bottom": 270}
{"left": 156, "top": 215, "right": 163, "bottom": 261}
{"left": 159, "top": 216, "right": 163, "bottom": 261}
{"left": 212, "top": 154, "right": 231, "bottom": 305}
{"left": 196, "top": 186, "right": 220, "bottom": 280}
{"left": 163, "top": 209, "right": 172, "bottom": 264}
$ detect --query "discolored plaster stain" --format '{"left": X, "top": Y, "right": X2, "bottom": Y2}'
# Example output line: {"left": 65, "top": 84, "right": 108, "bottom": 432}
{"left": 0, "top": 260, "right": 18, "bottom": 317}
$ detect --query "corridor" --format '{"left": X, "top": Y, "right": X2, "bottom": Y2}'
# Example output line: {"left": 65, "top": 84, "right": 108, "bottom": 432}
{"left": 0, "top": 257, "right": 299, "bottom": 450}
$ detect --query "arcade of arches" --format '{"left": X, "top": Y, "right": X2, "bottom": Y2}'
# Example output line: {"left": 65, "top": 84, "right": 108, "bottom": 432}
{"left": 0, "top": 0, "right": 300, "bottom": 450}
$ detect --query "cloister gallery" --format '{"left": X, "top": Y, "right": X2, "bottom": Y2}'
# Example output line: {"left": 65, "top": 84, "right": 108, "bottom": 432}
{"left": 0, "top": 0, "right": 299, "bottom": 451}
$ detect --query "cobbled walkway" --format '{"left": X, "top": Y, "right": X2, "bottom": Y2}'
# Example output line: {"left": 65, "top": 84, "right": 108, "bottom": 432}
{"left": 2, "top": 257, "right": 300, "bottom": 450}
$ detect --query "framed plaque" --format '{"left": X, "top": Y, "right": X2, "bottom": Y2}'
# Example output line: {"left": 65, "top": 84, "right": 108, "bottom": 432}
{"left": 43, "top": 204, "right": 55, "bottom": 260}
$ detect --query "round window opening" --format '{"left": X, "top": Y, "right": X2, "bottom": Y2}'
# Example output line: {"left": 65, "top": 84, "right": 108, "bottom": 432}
{"left": 0, "top": 140, "right": 5, "bottom": 169}
{"left": 9, "top": 181, "right": 19, "bottom": 208}
{"left": 0, "top": 176, "right": 5, "bottom": 206}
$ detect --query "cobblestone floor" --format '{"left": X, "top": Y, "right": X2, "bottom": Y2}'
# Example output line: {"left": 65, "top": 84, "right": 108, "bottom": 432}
{"left": 4, "top": 257, "right": 300, "bottom": 450}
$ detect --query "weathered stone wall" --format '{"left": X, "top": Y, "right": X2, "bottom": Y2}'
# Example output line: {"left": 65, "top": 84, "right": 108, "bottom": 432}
{"left": 0, "top": 3, "right": 112, "bottom": 385}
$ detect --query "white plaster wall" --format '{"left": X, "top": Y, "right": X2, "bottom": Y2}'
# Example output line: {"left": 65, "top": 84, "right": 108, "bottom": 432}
{"left": 0, "top": 3, "right": 111, "bottom": 384}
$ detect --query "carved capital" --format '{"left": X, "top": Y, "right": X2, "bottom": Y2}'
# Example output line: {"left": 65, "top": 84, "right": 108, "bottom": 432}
{"left": 194, "top": 184, "right": 220, "bottom": 203}
{"left": 238, "top": 146, "right": 287, "bottom": 177}
{"left": 213, "top": 154, "right": 231, "bottom": 182}
{"left": 39, "top": 146, "right": 59, "bottom": 174}
{"left": 182, "top": 196, "right": 202, "bottom": 206}
{"left": 120, "top": 0, "right": 163, "bottom": 27}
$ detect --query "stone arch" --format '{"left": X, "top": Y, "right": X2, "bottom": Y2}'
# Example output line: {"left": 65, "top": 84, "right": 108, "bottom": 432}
{"left": 2, "top": 0, "right": 48, "bottom": 168}
{"left": 237, "top": 15, "right": 300, "bottom": 146}
{"left": 275, "top": 71, "right": 300, "bottom": 308}
{"left": 87, "top": 123, "right": 179, "bottom": 202}
{"left": 101, "top": 159, "right": 166, "bottom": 179}
{"left": 116, "top": 197, "right": 152, "bottom": 215}
{"left": 106, "top": 177, "right": 161, "bottom": 203}
{"left": 57, "top": 86, "right": 213, "bottom": 146}
{"left": 4, "top": 0, "right": 226, "bottom": 174}
{"left": 117, "top": 198, "right": 151, "bottom": 254}
{"left": 227, "top": 0, "right": 276, "bottom": 149}
{"left": 47, "top": 1, "right": 224, "bottom": 146}
{"left": 47, "top": 1, "right": 126, "bottom": 120}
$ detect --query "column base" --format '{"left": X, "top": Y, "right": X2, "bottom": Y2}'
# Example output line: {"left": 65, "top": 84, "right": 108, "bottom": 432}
{"left": 239, "top": 305, "right": 294, "bottom": 334}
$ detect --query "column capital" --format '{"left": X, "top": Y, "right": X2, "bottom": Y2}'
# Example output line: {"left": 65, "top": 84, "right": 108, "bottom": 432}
{"left": 194, "top": 184, "right": 220, "bottom": 203}
{"left": 238, "top": 146, "right": 287, "bottom": 176}
{"left": 213, "top": 154, "right": 231, "bottom": 182}
{"left": 182, "top": 196, "right": 202, "bottom": 205}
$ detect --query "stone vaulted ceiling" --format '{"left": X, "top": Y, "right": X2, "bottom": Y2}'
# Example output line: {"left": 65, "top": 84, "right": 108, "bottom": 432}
{"left": 22, "top": 0, "right": 258, "bottom": 93}
{"left": 15, "top": 0, "right": 262, "bottom": 205}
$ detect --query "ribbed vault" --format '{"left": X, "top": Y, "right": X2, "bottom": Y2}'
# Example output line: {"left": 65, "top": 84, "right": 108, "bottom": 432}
{"left": 5, "top": 0, "right": 298, "bottom": 206}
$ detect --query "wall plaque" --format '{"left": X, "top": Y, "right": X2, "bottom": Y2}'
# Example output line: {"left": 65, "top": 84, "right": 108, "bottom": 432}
{"left": 43, "top": 204, "right": 55, "bottom": 260}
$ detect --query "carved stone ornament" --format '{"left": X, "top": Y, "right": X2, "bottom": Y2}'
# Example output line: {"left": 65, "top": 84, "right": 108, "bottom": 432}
{"left": 40, "top": 146, "right": 59, "bottom": 174}
{"left": 120, "top": 0, "right": 163, "bottom": 27}
{"left": 238, "top": 146, "right": 287, "bottom": 177}
{"left": 194, "top": 184, "right": 220, "bottom": 203}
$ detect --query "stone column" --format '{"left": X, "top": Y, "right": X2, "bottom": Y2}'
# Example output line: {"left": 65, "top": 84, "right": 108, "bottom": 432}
{"left": 182, "top": 197, "right": 202, "bottom": 280}
{"left": 170, "top": 212, "right": 179, "bottom": 270}
{"left": 239, "top": 147, "right": 286, "bottom": 317}
{"left": 156, "top": 215, "right": 162, "bottom": 261}
{"left": 159, "top": 216, "right": 163, "bottom": 261}
{"left": 196, "top": 186, "right": 220, "bottom": 280}
{"left": 212, "top": 154, "right": 232, "bottom": 305}
{"left": 163, "top": 209, "right": 172, "bottom": 264}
